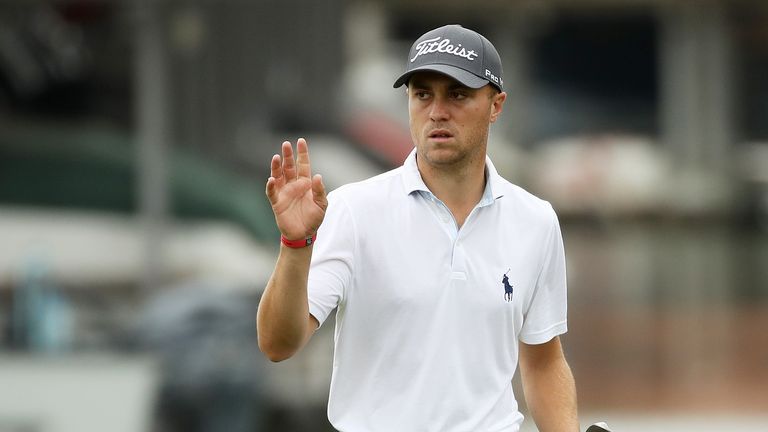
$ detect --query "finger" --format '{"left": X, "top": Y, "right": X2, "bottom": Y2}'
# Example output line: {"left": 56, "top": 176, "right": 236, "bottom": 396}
{"left": 270, "top": 154, "right": 284, "bottom": 187}
{"left": 265, "top": 177, "right": 277, "bottom": 204}
{"left": 311, "top": 174, "right": 327, "bottom": 210}
{"left": 281, "top": 141, "right": 297, "bottom": 180}
{"left": 296, "top": 137, "right": 311, "bottom": 179}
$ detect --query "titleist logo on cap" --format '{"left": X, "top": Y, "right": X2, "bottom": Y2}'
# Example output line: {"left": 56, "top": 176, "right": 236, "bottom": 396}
{"left": 410, "top": 37, "right": 478, "bottom": 63}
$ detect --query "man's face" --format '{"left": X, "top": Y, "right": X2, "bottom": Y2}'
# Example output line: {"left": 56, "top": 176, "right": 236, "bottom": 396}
{"left": 407, "top": 71, "right": 506, "bottom": 169}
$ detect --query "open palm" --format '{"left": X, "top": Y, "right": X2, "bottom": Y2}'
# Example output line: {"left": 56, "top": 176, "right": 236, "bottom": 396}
{"left": 266, "top": 138, "right": 327, "bottom": 241}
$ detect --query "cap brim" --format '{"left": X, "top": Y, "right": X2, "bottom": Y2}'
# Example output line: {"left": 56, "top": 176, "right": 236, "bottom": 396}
{"left": 393, "top": 64, "right": 489, "bottom": 89}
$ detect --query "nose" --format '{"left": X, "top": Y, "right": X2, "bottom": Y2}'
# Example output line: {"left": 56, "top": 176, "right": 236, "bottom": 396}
{"left": 429, "top": 95, "right": 450, "bottom": 122}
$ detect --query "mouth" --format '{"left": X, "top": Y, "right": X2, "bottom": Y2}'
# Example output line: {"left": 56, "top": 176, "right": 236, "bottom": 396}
{"left": 427, "top": 129, "right": 454, "bottom": 140}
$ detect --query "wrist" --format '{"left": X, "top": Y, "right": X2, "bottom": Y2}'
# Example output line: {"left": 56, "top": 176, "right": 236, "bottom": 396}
{"left": 280, "top": 233, "right": 317, "bottom": 248}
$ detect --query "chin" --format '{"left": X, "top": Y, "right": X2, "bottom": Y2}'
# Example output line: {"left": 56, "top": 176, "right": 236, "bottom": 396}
{"left": 421, "top": 147, "right": 465, "bottom": 166}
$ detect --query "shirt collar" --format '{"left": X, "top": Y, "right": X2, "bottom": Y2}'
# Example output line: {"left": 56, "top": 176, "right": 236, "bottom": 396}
{"left": 401, "top": 149, "right": 505, "bottom": 203}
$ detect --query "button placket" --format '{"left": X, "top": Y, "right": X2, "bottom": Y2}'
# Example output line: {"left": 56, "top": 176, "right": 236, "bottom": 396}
{"left": 425, "top": 194, "right": 458, "bottom": 239}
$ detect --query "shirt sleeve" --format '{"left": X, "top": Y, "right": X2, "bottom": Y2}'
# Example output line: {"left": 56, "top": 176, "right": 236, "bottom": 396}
{"left": 519, "top": 204, "right": 568, "bottom": 345}
{"left": 307, "top": 191, "right": 356, "bottom": 327}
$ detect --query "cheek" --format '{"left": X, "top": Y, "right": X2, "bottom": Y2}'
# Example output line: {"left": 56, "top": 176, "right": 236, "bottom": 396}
{"left": 408, "top": 107, "right": 425, "bottom": 141}
{"left": 408, "top": 108, "right": 419, "bottom": 127}
{"left": 461, "top": 106, "right": 490, "bottom": 128}
{"left": 409, "top": 104, "right": 429, "bottom": 126}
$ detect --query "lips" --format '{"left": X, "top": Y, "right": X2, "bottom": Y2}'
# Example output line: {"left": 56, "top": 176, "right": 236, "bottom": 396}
{"left": 428, "top": 129, "right": 453, "bottom": 139}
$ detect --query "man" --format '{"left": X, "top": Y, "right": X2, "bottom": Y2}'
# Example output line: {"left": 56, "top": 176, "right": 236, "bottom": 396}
{"left": 257, "top": 24, "right": 579, "bottom": 432}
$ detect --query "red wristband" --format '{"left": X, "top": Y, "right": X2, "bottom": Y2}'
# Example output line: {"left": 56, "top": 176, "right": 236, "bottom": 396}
{"left": 281, "top": 233, "right": 317, "bottom": 248}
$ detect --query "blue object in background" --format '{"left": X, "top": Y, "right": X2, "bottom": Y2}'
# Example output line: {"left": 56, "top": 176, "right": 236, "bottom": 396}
{"left": 10, "top": 255, "right": 73, "bottom": 353}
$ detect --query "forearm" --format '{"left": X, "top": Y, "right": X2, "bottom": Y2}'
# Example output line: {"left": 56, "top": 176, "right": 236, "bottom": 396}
{"left": 520, "top": 343, "right": 579, "bottom": 432}
{"left": 257, "top": 244, "right": 315, "bottom": 361}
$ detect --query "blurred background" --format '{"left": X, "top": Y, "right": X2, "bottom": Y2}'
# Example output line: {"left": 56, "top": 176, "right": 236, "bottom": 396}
{"left": 0, "top": 0, "right": 767, "bottom": 431}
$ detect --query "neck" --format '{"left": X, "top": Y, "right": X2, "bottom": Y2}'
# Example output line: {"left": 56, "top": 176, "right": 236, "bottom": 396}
{"left": 416, "top": 154, "right": 486, "bottom": 227}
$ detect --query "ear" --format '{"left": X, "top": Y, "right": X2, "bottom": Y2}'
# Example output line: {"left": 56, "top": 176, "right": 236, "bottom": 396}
{"left": 490, "top": 91, "right": 507, "bottom": 123}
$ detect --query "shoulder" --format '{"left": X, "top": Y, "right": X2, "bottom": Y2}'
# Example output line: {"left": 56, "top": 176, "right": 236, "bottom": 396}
{"left": 493, "top": 175, "right": 558, "bottom": 223}
{"left": 321, "top": 167, "right": 407, "bottom": 231}
{"left": 327, "top": 166, "right": 404, "bottom": 205}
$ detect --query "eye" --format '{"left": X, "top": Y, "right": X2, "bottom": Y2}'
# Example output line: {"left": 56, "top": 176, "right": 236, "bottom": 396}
{"left": 414, "top": 90, "right": 430, "bottom": 100}
{"left": 450, "top": 91, "right": 467, "bottom": 100}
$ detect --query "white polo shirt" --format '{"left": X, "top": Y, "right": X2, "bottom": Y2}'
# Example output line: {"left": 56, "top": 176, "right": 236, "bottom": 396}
{"left": 308, "top": 150, "right": 568, "bottom": 432}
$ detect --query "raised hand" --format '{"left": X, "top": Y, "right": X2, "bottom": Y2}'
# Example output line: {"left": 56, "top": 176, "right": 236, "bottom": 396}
{"left": 265, "top": 138, "right": 327, "bottom": 241}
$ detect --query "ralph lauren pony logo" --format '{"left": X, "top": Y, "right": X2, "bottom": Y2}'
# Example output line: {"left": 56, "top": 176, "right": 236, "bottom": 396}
{"left": 502, "top": 269, "right": 513, "bottom": 302}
